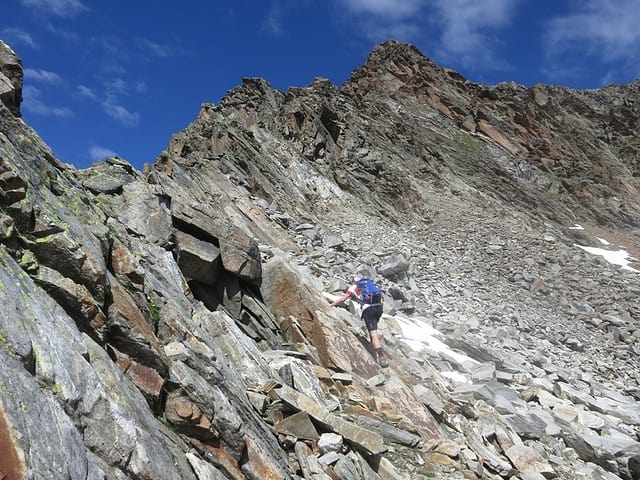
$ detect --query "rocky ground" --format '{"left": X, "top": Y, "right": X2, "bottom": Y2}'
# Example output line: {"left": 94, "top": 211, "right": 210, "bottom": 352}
{"left": 256, "top": 164, "right": 640, "bottom": 478}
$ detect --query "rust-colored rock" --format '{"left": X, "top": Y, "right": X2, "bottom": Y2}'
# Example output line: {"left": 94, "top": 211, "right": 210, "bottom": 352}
{"left": 0, "top": 400, "right": 26, "bottom": 480}
{"left": 112, "top": 347, "right": 165, "bottom": 406}
{"left": 107, "top": 275, "right": 167, "bottom": 375}
{"left": 242, "top": 435, "right": 290, "bottom": 480}
{"left": 198, "top": 440, "right": 245, "bottom": 480}
{"left": 165, "top": 393, "right": 214, "bottom": 440}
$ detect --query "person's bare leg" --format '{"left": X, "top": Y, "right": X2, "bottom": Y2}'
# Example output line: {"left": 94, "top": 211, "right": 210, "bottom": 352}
{"left": 369, "top": 330, "right": 388, "bottom": 367}
{"left": 369, "top": 329, "right": 382, "bottom": 350}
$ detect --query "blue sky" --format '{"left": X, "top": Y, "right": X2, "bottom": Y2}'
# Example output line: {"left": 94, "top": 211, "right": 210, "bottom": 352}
{"left": 2, "top": 0, "right": 640, "bottom": 170}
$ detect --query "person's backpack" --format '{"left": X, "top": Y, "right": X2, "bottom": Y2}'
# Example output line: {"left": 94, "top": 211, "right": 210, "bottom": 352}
{"left": 355, "top": 277, "right": 382, "bottom": 305}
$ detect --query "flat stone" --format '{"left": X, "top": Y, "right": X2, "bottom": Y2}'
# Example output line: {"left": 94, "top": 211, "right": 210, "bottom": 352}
{"left": 274, "top": 411, "right": 320, "bottom": 441}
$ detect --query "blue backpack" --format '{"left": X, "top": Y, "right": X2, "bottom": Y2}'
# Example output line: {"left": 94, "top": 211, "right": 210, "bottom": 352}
{"left": 356, "top": 278, "right": 382, "bottom": 305}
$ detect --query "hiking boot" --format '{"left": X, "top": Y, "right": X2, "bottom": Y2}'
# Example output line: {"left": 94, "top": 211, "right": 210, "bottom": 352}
{"left": 377, "top": 351, "right": 389, "bottom": 368}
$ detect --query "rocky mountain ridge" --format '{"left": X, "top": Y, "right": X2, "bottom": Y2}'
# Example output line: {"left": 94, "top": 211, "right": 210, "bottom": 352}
{"left": 1, "top": 39, "right": 639, "bottom": 480}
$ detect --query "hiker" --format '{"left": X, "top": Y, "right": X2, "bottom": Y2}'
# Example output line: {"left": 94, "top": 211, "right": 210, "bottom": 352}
{"left": 329, "top": 277, "right": 388, "bottom": 367}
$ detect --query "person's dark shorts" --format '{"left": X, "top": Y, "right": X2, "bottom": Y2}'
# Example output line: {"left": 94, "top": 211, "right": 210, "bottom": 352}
{"left": 362, "top": 304, "right": 383, "bottom": 331}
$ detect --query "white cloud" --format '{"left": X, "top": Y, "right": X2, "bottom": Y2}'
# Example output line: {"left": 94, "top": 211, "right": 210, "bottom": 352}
{"left": 432, "top": 0, "right": 518, "bottom": 68}
{"left": 545, "top": 0, "right": 640, "bottom": 62}
{"left": 134, "top": 81, "right": 147, "bottom": 93}
{"left": 24, "top": 68, "right": 63, "bottom": 84}
{"left": 333, "top": 0, "right": 517, "bottom": 69}
{"left": 262, "top": 2, "right": 285, "bottom": 35}
{"left": 94, "top": 35, "right": 128, "bottom": 59}
{"left": 44, "top": 23, "right": 81, "bottom": 43}
{"left": 104, "top": 78, "right": 128, "bottom": 97}
{"left": 1, "top": 28, "right": 39, "bottom": 49}
{"left": 101, "top": 79, "right": 141, "bottom": 126}
{"left": 265, "top": 0, "right": 422, "bottom": 38}
{"left": 102, "top": 101, "right": 140, "bottom": 127}
{"left": 20, "top": 0, "right": 88, "bottom": 17}
{"left": 77, "top": 84, "right": 96, "bottom": 99}
{"left": 332, "top": 0, "right": 427, "bottom": 44}
{"left": 89, "top": 145, "right": 118, "bottom": 161}
{"left": 338, "top": 0, "right": 423, "bottom": 20}
{"left": 138, "top": 39, "right": 175, "bottom": 58}
{"left": 22, "top": 85, "right": 72, "bottom": 117}
{"left": 2, "top": 28, "right": 39, "bottom": 50}
{"left": 77, "top": 79, "right": 140, "bottom": 127}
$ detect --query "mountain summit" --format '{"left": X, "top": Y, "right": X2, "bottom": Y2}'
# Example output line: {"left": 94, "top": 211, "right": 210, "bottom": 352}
{"left": 1, "top": 40, "right": 639, "bottom": 480}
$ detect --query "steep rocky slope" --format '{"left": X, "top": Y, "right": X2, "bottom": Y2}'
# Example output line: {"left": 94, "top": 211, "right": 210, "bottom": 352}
{"left": 1, "top": 39, "right": 639, "bottom": 480}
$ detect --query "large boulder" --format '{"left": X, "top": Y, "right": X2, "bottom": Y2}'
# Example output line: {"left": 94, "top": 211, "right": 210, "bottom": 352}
{"left": 261, "top": 256, "right": 379, "bottom": 377}
{"left": 170, "top": 201, "right": 262, "bottom": 284}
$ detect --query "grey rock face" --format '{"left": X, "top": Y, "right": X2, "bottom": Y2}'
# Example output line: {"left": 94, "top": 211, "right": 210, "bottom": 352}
{"left": 1, "top": 39, "right": 640, "bottom": 480}
{"left": 0, "top": 40, "right": 22, "bottom": 115}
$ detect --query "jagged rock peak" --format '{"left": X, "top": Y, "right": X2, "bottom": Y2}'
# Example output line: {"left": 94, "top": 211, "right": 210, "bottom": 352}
{"left": 0, "top": 40, "right": 23, "bottom": 116}
{"left": 217, "top": 75, "right": 342, "bottom": 114}
{"left": 219, "top": 77, "right": 284, "bottom": 109}
{"left": 362, "top": 40, "right": 441, "bottom": 71}
{"left": 343, "top": 40, "right": 467, "bottom": 97}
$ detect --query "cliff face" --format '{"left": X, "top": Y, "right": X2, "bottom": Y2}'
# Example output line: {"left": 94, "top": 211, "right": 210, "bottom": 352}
{"left": 1, "top": 40, "right": 639, "bottom": 480}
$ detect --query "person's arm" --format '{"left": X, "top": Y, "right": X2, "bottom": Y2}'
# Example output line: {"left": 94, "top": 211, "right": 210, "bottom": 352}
{"left": 329, "top": 290, "right": 352, "bottom": 307}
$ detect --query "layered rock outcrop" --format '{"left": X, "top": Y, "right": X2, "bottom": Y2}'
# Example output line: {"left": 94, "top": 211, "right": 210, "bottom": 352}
{"left": 0, "top": 40, "right": 22, "bottom": 116}
{"left": 0, "top": 40, "right": 639, "bottom": 480}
